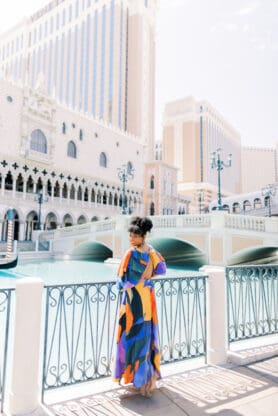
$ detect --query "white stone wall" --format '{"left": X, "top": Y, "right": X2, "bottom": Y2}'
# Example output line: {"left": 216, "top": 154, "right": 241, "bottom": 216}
{"left": 0, "top": 78, "right": 145, "bottom": 239}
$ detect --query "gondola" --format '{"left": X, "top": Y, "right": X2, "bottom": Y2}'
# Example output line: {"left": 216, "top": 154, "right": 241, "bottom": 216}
{"left": 0, "top": 256, "right": 18, "bottom": 269}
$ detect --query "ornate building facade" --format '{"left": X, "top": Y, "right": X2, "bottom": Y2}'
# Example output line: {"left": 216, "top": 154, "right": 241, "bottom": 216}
{"left": 0, "top": 78, "right": 144, "bottom": 241}
{"left": 0, "top": 0, "right": 158, "bottom": 160}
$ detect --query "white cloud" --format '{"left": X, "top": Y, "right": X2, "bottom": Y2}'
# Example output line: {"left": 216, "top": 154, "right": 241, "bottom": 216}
{"left": 235, "top": 3, "right": 259, "bottom": 16}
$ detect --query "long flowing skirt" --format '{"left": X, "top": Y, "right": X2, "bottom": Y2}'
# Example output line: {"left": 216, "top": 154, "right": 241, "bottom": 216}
{"left": 113, "top": 280, "right": 161, "bottom": 387}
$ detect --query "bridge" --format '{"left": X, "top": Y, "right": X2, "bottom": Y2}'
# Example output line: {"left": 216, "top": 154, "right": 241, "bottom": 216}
{"left": 39, "top": 212, "right": 278, "bottom": 266}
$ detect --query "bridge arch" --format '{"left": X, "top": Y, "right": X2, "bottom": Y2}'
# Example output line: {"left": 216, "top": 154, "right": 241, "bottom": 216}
{"left": 228, "top": 245, "right": 278, "bottom": 265}
{"left": 69, "top": 241, "right": 113, "bottom": 261}
{"left": 148, "top": 237, "right": 207, "bottom": 269}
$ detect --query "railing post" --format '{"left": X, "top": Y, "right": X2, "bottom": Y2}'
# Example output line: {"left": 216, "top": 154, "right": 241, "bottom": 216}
{"left": 8, "top": 278, "right": 51, "bottom": 416}
{"left": 201, "top": 266, "right": 228, "bottom": 365}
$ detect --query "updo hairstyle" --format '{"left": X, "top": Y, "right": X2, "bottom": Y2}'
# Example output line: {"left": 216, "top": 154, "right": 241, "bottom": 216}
{"left": 128, "top": 216, "right": 153, "bottom": 237}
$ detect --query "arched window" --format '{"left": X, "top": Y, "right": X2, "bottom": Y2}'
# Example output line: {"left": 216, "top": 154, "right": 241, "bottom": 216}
{"left": 5, "top": 171, "right": 13, "bottom": 190}
{"left": 254, "top": 198, "right": 261, "bottom": 209}
{"left": 70, "top": 184, "right": 75, "bottom": 199}
{"left": 62, "top": 183, "right": 68, "bottom": 199}
{"left": 150, "top": 175, "right": 155, "bottom": 189}
{"left": 67, "top": 141, "right": 77, "bottom": 158}
{"left": 62, "top": 122, "right": 66, "bottom": 134}
{"left": 243, "top": 200, "right": 251, "bottom": 212}
{"left": 232, "top": 202, "right": 240, "bottom": 213}
{"left": 77, "top": 185, "right": 82, "bottom": 200}
{"left": 99, "top": 152, "right": 107, "bottom": 167}
{"left": 150, "top": 202, "right": 155, "bottom": 216}
{"left": 30, "top": 129, "right": 47, "bottom": 153}
{"left": 84, "top": 187, "right": 88, "bottom": 201}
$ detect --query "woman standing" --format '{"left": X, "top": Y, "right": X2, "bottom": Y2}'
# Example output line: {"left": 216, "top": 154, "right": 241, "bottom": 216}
{"left": 113, "top": 216, "right": 166, "bottom": 397}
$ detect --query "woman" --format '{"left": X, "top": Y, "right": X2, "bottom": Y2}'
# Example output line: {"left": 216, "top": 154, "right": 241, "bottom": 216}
{"left": 113, "top": 216, "right": 166, "bottom": 397}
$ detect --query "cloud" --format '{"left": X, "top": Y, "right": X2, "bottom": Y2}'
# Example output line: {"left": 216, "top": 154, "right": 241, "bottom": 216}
{"left": 235, "top": 2, "right": 259, "bottom": 16}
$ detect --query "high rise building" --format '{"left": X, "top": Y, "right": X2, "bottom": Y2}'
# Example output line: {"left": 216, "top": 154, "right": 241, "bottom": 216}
{"left": 162, "top": 96, "right": 242, "bottom": 211}
{"left": 0, "top": 0, "right": 157, "bottom": 159}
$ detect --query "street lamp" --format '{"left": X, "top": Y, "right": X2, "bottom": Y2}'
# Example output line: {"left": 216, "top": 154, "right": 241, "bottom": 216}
{"left": 195, "top": 190, "right": 204, "bottom": 214}
{"left": 34, "top": 189, "right": 48, "bottom": 230}
{"left": 117, "top": 164, "right": 134, "bottom": 215}
{"left": 211, "top": 148, "right": 232, "bottom": 211}
{"left": 261, "top": 184, "right": 277, "bottom": 217}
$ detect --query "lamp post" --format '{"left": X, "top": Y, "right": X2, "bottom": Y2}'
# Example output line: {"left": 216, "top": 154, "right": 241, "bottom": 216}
{"left": 211, "top": 148, "right": 232, "bottom": 211}
{"left": 118, "top": 164, "right": 134, "bottom": 215}
{"left": 195, "top": 190, "right": 204, "bottom": 214}
{"left": 34, "top": 189, "right": 48, "bottom": 230}
{"left": 261, "top": 184, "right": 277, "bottom": 217}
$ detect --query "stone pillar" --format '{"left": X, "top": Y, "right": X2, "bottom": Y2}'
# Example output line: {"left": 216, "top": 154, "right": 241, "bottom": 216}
{"left": 201, "top": 266, "right": 228, "bottom": 365}
{"left": 1, "top": 174, "right": 6, "bottom": 196}
{"left": 51, "top": 183, "right": 54, "bottom": 203}
{"left": 19, "top": 221, "right": 25, "bottom": 241}
{"left": 23, "top": 179, "right": 27, "bottom": 200}
{"left": 12, "top": 177, "right": 16, "bottom": 198}
{"left": 8, "top": 278, "right": 52, "bottom": 416}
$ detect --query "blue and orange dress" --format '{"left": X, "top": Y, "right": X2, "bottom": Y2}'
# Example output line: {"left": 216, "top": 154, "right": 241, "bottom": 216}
{"left": 113, "top": 246, "right": 166, "bottom": 388}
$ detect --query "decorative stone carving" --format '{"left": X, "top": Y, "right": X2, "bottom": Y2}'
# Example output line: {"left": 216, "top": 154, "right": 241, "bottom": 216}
{"left": 22, "top": 85, "right": 56, "bottom": 123}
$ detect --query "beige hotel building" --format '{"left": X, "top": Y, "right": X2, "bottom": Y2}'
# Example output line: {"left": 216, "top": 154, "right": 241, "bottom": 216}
{"left": 162, "top": 96, "right": 242, "bottom": 212}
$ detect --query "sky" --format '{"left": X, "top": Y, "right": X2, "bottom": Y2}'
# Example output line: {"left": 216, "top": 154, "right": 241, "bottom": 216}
{"left": 0, "top": 0, "right": 277, "bottom": 148}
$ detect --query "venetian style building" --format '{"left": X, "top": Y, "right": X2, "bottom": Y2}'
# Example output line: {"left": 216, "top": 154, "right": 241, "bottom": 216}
{"left": 0, "top": 0, "right": 157, "bottom": 160}
{"left": 144, "top": 161, "right": 190, "bottom": 216}
{"left": 0, "top": 78, "right": 145, "bottom": 241}
{"left": 0, "top": 0, "right": 160, "bottom": 241}
{"left": 162, "top": 96, "right": 242, "bottom": 212}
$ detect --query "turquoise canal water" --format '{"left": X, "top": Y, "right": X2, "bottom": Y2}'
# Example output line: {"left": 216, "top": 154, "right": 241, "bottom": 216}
{"left": 0, "top": 259, "right": 201, "bottom": 286}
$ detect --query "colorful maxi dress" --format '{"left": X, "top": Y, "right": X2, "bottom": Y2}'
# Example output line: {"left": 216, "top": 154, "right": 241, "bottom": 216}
{"left": 113, "top": 247, "right": 166, "bottom": 387}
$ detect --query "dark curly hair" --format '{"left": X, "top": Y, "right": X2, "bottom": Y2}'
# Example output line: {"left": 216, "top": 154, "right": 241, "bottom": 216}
{"left": 128, "top": 216, "right": 153, "bottom": 237}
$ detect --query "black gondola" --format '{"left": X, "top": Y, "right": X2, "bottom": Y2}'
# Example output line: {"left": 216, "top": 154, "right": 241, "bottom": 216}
{"left": 0, "top": 256, "right": 18, "bottom": 269}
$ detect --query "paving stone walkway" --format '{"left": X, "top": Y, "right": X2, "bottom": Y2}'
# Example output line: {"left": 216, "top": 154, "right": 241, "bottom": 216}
{"left": 46, "top": 356, "right": 278, "bottom": 416}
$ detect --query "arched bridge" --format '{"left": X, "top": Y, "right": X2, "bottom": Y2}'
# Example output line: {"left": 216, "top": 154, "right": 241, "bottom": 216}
{"left": 39, "top": 212, "right": 278, "bottom": 267}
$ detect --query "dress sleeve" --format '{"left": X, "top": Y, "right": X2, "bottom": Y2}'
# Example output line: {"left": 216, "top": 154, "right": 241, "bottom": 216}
{"left": 117, "top": 249, "right": 132, "bottom": 290}
{"left": 150, "top": 250, "right": 166, "bottom": 276}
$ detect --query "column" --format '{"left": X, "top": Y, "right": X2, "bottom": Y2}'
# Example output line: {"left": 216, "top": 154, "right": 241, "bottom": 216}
{"left": 19, "top": 221, "right": 25, "bottom": 241}
{"left": 51, "top": 183, "right": 54, "bottom": 203}
{"left": 1, "top": 174, "right": 6, "bottom": 196}
{"left": 12, "top": 176, "right": 16, "bottom": 198}
{"left": 23, "top": 179, "right": 27, "bottom": 200}
{"left": 8, "top": 278, "right": 52, "bottom": 416}
{"left": 201, "top": 265, "right": 228, "bottom": 365}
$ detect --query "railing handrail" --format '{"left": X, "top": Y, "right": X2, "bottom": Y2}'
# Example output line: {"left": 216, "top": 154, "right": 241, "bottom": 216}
{"left": 43, "top": 273, "right": 208, "bottom": 289}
